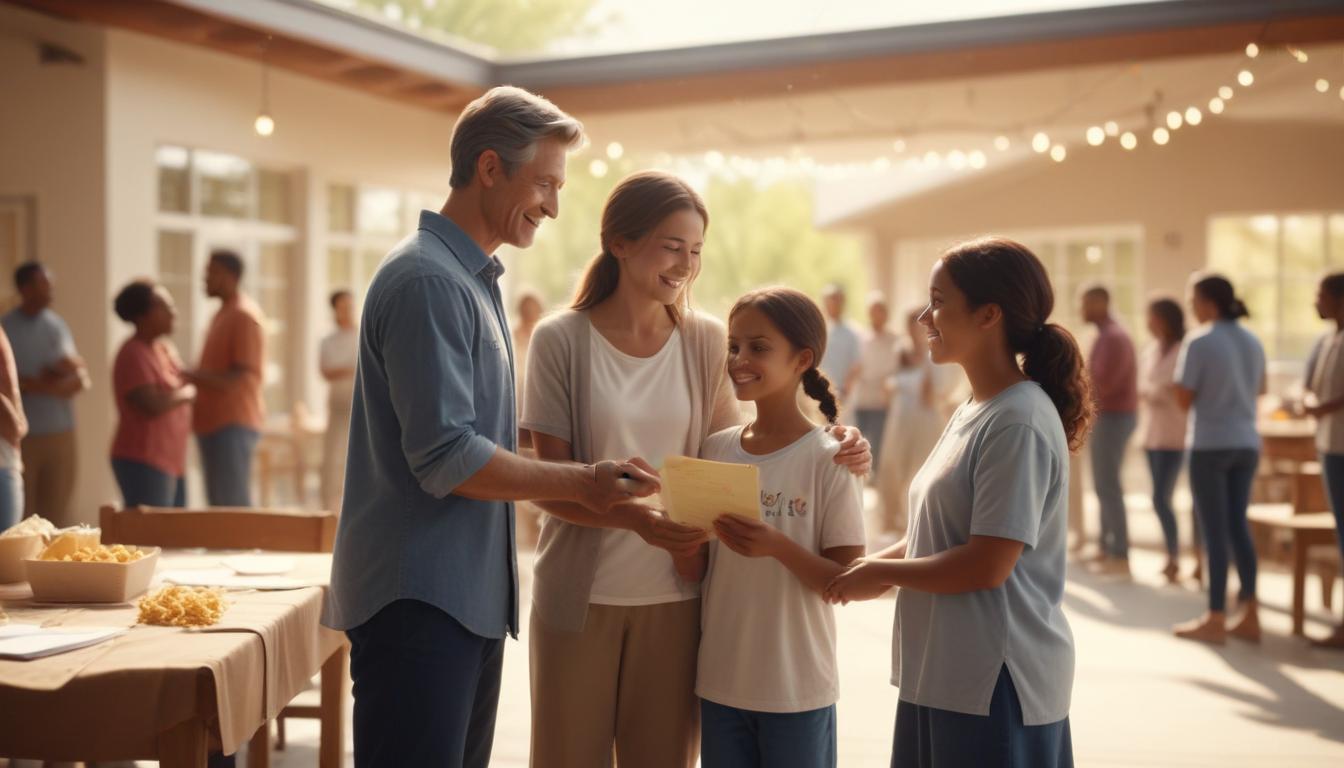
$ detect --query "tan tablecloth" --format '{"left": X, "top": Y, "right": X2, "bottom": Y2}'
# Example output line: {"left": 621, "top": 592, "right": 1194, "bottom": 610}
{"left": 0, "top": 552, "right": 340, "bottom": 760}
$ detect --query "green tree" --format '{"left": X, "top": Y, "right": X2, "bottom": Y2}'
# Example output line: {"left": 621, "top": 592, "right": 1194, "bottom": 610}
{"left": 352, "top": 0, "right": 600, "bottom": 55}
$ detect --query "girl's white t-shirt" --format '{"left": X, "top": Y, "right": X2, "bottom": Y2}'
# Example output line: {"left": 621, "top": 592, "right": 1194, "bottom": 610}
{"left": 587, "top": 327, "right": 698, "bottom": 605}
{"left": 696, "top": 425, "right": 865, "bottom": 713}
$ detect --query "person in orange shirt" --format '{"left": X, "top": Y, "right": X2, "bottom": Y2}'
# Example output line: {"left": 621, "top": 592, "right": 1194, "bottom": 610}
{"left": 184, "top": 250, "right": 265, "bottom": 507}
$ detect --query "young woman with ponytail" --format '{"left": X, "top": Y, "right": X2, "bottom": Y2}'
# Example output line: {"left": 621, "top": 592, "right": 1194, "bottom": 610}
{"left": 1171, "top": 274, "right": 1265, "bottom": 645}
{"left": 683, "top": 287, "right": 866, "bottom": 768}
{"left": 826, "top": 237, "right": 1090, "bottom": 768}
{"left": 521, "top": 172, "right": 870, "bottom": 767}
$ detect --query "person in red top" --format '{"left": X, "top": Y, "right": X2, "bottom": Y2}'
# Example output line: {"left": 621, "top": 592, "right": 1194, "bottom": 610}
{"left": 111, "top": 279, "right": 195, "bottom": 507}
{"left": 184, "top": 250, "right": 266, "bottom": 507}
{"left": 1082, "top": 285, "right": 1139, "bottom": 576}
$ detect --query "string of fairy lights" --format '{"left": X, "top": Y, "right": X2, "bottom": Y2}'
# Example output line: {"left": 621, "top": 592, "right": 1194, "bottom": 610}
{"left": 579, "top": 40, "right": 1344, "bottom": 182}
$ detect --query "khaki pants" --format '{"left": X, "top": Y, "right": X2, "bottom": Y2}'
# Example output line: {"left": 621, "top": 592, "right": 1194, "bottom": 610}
{"left": 21, "top": 430, "right": 76, "bottom": 526}
{"left": 530, "top": 599, "right": 701, "bottom": 768}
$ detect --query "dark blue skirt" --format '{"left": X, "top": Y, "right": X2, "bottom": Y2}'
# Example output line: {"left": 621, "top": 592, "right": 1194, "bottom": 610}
{"left": 891, "top": 666, "right": 1073, "bottom": 768}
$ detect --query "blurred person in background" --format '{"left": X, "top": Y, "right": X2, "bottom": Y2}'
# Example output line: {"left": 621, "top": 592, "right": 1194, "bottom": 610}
{"left": 1172, "top": 275, "right": 1264, "bottom": 646}
{"left": 1140, "top": 297, "right": 1200, "bottom": 584}
{"left": 110, "top": 279, "right": 195, "bottom": 507}
{"left": 320, "top": 289, "right": 358, "bottom": 512}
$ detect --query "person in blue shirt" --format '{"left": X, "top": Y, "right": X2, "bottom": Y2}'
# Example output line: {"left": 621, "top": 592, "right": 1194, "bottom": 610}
{"left": 1, "top": 262, "right": 89, "bottom": 526}
{"left": 321, "top": 86, "right": 660, "bottom": 768}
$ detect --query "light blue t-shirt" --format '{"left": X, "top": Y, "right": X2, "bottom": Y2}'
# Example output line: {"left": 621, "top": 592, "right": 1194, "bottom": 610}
{"left": 0, "top": 308, "right": 77, "bottom": 435}
{"left": 1175, "top": 320, "right": 1265, "bottom": 451}
{"left": 894, "top": 381, "right": 1074, "bottom": 726}
{"left": 821, "top": 320, "right": 861, "bottom": 388}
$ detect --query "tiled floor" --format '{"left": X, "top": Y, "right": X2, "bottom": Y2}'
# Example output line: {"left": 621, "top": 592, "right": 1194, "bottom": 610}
{"left": 208, "top": 494, "right": 1344, "bottom": 766}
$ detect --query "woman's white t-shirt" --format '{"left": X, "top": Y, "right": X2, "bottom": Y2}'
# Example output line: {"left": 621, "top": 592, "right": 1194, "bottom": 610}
{"left": 587, "top": 326, "right": 697, "bottom": 605}
{"left": 696, "top": 425, "right": 865, "bottom": 713}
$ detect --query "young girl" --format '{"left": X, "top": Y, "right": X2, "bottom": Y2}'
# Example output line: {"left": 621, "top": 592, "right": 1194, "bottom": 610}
{"left": 827, "top": 237, "right": 1091, "bottom": 768}
{"left": 689, "top": 287, "right": 867, "bottom": 768}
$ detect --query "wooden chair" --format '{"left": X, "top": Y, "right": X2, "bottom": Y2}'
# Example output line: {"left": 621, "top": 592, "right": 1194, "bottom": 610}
{"left": 100, "top": 504, "right": 344, "bottom": 768}
{"left": 1248, "top": 469, "right": 1341, "bottom": 635}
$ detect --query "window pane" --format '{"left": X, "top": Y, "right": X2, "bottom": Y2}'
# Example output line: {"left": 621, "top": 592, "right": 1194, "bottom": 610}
{"left": 260, "top": 242, "right": 291, "bottom": 281}
{"left": 258, "top": 169, "right": 292, "bottom": 225}
{"left": 1282, "top": 215, "right": 1325, "bottom": 274}
{"left": 328, "top": 184, "right": 355, "bottom": 233}
{"left": 328, "top": 246, "right": 353, "bottom": 289}
{"left": 197, "top": 151, "right": 252, "bottom": 219}
{"left": 1114, "top": 239, "right": 1138, "bottom": 278}
{"left": 157, "top": 230, "right": 194, "bottom": 356}
{"left": 156, "top": 146, "right": 191, "bottom": 214}
{"left": 1332, "top": 215, "right": 1344, "bottom": 267}
{"left": 1209, "top": 216, "right": 1276, "bottom": 276}
{"left": 358, "top": 188, "right": 402, "bottom": 235}
{"left": 362, "top": 248, "right": 385, "bottom": 286}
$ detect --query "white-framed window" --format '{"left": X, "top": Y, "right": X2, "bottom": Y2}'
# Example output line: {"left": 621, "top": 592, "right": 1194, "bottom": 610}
{"left": 892, "top": 225, "right": 1146, "bottom": 342}
{"left": 154, "top": 145, "right": 301, "bottom": 419}
{"left": 324, "top": 183, "right": 436, "bottom": 305}
{"left": 1207, "top": 213, "right": 1344, "bottom": 363}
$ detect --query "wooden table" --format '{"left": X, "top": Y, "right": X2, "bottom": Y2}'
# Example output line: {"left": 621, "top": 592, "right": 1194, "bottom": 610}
{"left": 1259, "top": 419, "right": 1318, "bottom": 465}
{"left": 1247, "top": 508, "right": 1339, "bottom": 635}
{"left": 0, "top": 552, "right": 344, "bottom": 767}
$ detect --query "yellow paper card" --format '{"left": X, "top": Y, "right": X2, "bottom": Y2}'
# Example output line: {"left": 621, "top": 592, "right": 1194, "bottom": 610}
{"left": 660, "top": 455, "right": 761, "bottom": 530}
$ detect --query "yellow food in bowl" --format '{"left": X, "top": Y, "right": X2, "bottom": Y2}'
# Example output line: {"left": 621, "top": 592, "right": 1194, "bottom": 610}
{"left": 44, "top": 544, "right": 147, "bottom": 563}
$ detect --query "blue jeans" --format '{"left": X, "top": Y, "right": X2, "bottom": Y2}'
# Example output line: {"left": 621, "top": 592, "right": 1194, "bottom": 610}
{"left": 855, "top": 408, "right": 888, "bottom": 469}
{"left": 348, "top": 599, "right": 504, "bottom": 768}
{"left": 112, "top": 458, "right": 185, "bottom": 508}
{"left": 197, "top": 426, "right": 259, "bottom": 507}
{"left": 701, "top": 699, "right": 836, "bottom": 768}
{"left": 1091, "top": 412, "right": 1137, "bottom": 558}
{"left": 1145, "top": 450, "right": 1201, "bottom": 558}
{"left": 0, "top": 467, "right": 21, "bottom": 530}
{"left": 891, "top": 666, "right": 1073, "bottom": 768}
{"left": 1318, "top": 454, "right": 1344, "bottom": 570}
{"left": 1188, "top": 449, "right": 1259, "bottom": 612}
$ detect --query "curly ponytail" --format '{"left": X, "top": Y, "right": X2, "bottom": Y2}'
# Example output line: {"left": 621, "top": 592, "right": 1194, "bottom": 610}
{"left": 802, "top": 367, "right": 840, "bottom": 425}
{"left": 1023, "top": 323, "right": 1095, "bottom": 452}
{"left": 730, "top": 287, "right": 839, "bottom": 425}
{"left": 941, "top": 238, "right": 1096, "bottom": 452}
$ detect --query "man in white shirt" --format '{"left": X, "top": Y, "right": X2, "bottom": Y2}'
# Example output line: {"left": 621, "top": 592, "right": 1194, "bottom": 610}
{"left": 1303, "top": 272, "right": 1344, "bottom": 650}
{"left": 820, "top": 284, "right": 861, "bottom": 407}
{"left": 319, "top": 289, "right": 358, "bottom": 512}
{"left": 851, "top": 294, "right": 900, "bottom": 470}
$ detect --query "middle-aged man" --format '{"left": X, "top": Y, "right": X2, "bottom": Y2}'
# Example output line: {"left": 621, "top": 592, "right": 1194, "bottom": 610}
{"left": 1, "top": 261, "right": 89, "bottom": 526}
{"left": 185, "top": 249, "right": 266, "bottom": 508}
{"left": 322, "top": 86, "right": 661, "bottom": 768}
{"left": 1082, "top": 284, "right": 1138, "bottom": 577}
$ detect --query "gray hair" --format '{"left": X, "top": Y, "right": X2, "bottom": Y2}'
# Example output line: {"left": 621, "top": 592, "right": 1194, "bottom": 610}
{"left": 449, "top": 86, "right": 586, "bottom": 189}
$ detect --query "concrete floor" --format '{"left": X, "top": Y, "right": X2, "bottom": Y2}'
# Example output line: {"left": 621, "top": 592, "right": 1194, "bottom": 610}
{"left": 241, "top": 493, "right": 1344, "bottom": 767}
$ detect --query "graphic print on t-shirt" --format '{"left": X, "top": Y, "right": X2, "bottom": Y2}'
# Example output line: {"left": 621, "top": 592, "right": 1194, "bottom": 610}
{"left": 759, "top": 490, "right": 810, "bottom": 518}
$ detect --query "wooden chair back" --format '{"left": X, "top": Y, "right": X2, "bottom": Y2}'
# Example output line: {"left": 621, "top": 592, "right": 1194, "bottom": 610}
{"left": 99, "top": 505, "right": 337, "bottom": 553}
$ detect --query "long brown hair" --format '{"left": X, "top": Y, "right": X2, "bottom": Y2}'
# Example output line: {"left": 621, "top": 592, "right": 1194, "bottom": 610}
{"left": 571, "top": 171, "right": 708, "bottom": 318}
{"left": 941, "top": 237, "right": 1095, "bottom": 451}
{"left": 729, "top": 287, "right": 839, "bottom": 425}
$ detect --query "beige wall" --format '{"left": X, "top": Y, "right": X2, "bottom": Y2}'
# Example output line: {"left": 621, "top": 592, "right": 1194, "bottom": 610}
{"left": 842, "top": 120, "right": 1344, "bottom": 320}
{"left": 2, "top": 4, "right": 465, "bottom": 519}
{"left": 0, "top": 5, "right": 108, "bottom": 524}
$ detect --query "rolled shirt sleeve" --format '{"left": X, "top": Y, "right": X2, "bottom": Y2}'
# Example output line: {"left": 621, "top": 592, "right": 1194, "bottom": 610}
{"left": 381, "top": 275, "right": 498, "bottom": 498}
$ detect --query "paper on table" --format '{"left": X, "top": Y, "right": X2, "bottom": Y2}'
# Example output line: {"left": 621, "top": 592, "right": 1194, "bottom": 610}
{"left": 161, "top": 569, "right": 307, "bottom": 590}
{"left": 221, "top": 555, "right": 295, "bottom": 576}
{"left": 0, "top": 623, "right": 126, "bottom": 660}
{"left": 660, "top": 455, "right": 761, "bottom": 531}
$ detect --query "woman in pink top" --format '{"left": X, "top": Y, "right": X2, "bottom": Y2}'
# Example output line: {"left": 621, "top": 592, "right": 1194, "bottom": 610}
{"left": 111, "top": 280, "right": 196, "bottom": 507}
{"left": 1140, "top": 297, "right": 1201, "bottom": 583}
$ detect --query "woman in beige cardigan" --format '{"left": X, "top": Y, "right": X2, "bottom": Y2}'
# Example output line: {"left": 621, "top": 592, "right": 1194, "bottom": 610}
{"left": 521, "top": 171, "right": 871, "bottom": 767}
